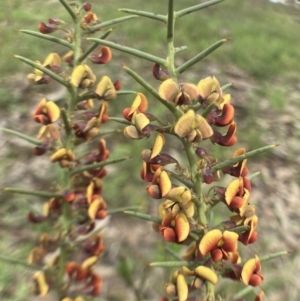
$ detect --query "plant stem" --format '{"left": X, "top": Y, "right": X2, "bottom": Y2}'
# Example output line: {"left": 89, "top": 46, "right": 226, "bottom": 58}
{"left": 166, "top": 0, "right": 176, "bottom": 79}
{"left": 181, "top": 139, "right": 208, "bottom": 228}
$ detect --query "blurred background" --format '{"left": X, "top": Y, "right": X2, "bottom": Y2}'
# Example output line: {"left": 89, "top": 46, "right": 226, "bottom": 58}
{"left": 0, "top": 0, "right": 300, "bottom": 300}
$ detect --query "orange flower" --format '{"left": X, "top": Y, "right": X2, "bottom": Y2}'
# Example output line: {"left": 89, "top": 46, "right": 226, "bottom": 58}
{"left": 210, "top": 121, "right": 237, "bottom": 147}
{"left": 159, "top": 212, "right": 190, "bottom": 243}
{"left": 225, "top": 177, "right": 251, "bottom": 216}
{"left": 199, "top": 229, "right": 239, "bottom": 262}
{"left": 159, "top": 79, "right": 199, "bottom": 106}
{"left": 241, "top": 256, "right": 264, "bottom": 286}
{"left": 174, "top": 110, "right": 213, "bottom": 142}
{"left": 33, "top": 98, "right": 60, "bottom": 125}
{"left": 89, "top": 46, "right": 112, "bottom": 64}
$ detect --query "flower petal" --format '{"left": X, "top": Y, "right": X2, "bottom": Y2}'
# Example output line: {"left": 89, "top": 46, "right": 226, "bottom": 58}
{"left": 199, "top": 229, "right": 222, "bottom": 256}
{"left": 176, "top": 274, "right": 188, "bottom": 301}
{"left": 194, "top": 266, "right": 218, "bottom": 284}
{"left": 175, "top": 212, "right": 190, "bottom": 242}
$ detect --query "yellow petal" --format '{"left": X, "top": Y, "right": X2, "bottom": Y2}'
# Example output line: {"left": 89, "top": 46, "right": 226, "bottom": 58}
{"left": 133, "top": 113, "right": 150, "bottom": 132}
{"left": 150, "top": 133, "right": 165, "bottom": 159}
{"left": 159, "top": 78, "right": 180, "bottom": 102}
{"left": 95, "top": 75, "right": 116, "bottom": 100}
{"left": 174, "top": 110, "right": 195, "bottom": 137}
{"left": 50, "top": 148, "right": 67, "bottom": 162}
{"left": 239, "top": 188, "right": 250, "bottom": 217}
{"left": 129, "top": 93, "right": 148, "bottom": 115}
{"left": 33, "top": 271, "right": 49, "bottom": 297}
{"left": 194, "top": 114, "right": 213, "bottom": 138}
{"left": 182, "top": 266, "right": 195, "bottom": 276}
{"left": 46, "top": 101, "right": 60, "bottom": 123}
{"left": 194, "top": 266, "right": 218, "bottom": 284}
{"left": 176, "top": 274, "right": 188, "bottom": 301}
{"left": 225, "top": 179, "right": 240, "bottom": 205}
{"left": 70, "top": 65, "right": 87, "bottom": 87}
{"left": 88, "top": 198, "right": 102, "bottom": 220}
{"left": 197, "top": 77, "right": 213, "bottom": 99}
{"left": 159, "top": 170, "right": 172, "bottom": 197}
{"left": 241, "top": 256, "right": 260, "bottom": 285}
{"left": 175, "top": 212, "right": 189, "bottom": 242}
{"left": 82, "top": 256, "right": 98, "bottom": 269}
{"left": 43, "top": 52, "right": 61, "bottom": 67}
{"left": 222, "top": 230, "right": 239, "bottom": 252}
{"left": 123, "top": 125, "right": 144, "bottom": 139}
{"left": 199, "top": 229, "right": 222, "bottom": 256}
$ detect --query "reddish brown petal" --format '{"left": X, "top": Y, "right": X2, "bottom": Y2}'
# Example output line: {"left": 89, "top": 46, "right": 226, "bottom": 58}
{"left": 161, "top": 227, "right": 177, "bottom": 242}
{"left": 90, "top": 46, "right": 112, "bottom": 64}
{"left": 211, "top": 248, "right": 223, "bottom": 262}
{"left": 147, "top": 185, "right": 162, "bottom": 199}
{"left": 207, "top": 103, "right": 234, "bottom": 127}
{"left": 38, "top": 22, "right": 57, "bottom": 34}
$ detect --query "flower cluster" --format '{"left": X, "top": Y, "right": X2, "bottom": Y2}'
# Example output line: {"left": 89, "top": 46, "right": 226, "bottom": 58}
{"left": 21, "top": 3, "right": 122, "bottom": 299}
{"left": 122, "top": 74, "right": 264, "bottom": 300}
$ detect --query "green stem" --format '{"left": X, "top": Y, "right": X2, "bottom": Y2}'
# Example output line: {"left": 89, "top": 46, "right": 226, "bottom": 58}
{"left": 166, "top": 0, "right": 176, "bottom": 79}
{"left": 59, "top": 0, "right": 77, "bottom": 20}
{"left": 149, "top": 261, "right": 196, "bottom": 267}
{"left": 176, "top": 39, "right": 228, "bottom": 75}
{"left": 88, "top": 15, "right": 138, "bottom": 32}
{"left": 118, "top": 8, "right": 166, "bottom": 23}
{"left": 176, "top": 0, "right": 225, "bottom": 18}
{"left": 181, "top": 139, "right": 208, "bottom": 228}
{"left": 0, "top": 127, "right": 42, "bottom": 146}
{"left": 87, "top": 38, "right": 165, "bottom": 65}
{"left": 3, "top": 187, "right": 61, "bottom": 198}
{"left": 70, "top": 157, "right": 129, "bottom": 176}
{"left": 20, "top": 30, "right": 72, "bottom": 49}
{"left": 211, "top": 144, "right": 278, "bottom": 173}
{"left": 206, "top": 281, "right": 215, "bottom": 301}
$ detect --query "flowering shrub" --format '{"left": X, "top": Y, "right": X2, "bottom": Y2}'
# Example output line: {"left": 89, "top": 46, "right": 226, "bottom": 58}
{"left": 1, "top": 0, "right": 288, "bottom": 301}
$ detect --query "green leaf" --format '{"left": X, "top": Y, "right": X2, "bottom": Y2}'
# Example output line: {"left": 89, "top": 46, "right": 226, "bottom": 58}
{"left": 14, "top": 55, "right": 69, "bottom": 87}
{"left": 78, "top": 28, "right": 113, "bottom": 63}
{"left": 176, "top": 39, "right": 228, "bottom": 75}
{"left": 149, "top": 261, "right": 195, "bottom": 267}
{"left": 124, "top": 211, "right": 162, "bottom": 224}
{"left": 59, "top": 0, "right": 76, "bottom": 20}
{"left": 211, "top": 144, "right": 278, "bottom": 173}
{"left": 260, "top": 250, "right": 290, "bottom": 262}
{"left": 0, "top": 128, "right": 42, "bottom": 146}
{"left": 0, "top": 255, "right": 41, "bottom": 271}
{"left": 118, "top": 8, "right": 166, "bottom": 23}
{"left": 87, "top": 38, "right": 166, "bottom": 65}
{"left": 70, "top": 157, "right": 129, "bottom": 176}
{"left": 117, "top": 90, "right": 138, "bottom": 95}
{"left": 108, "top": 206, "right": 141, "bottom": 215}
{"left": 88, "top": 16, "right": 138, "bottom": 32}
{"left": 3, "top": 187, "right": 61, "bottom": 198}
{"left": 247, "top": 171, "right": 261, "bottom": 181}
{"left": 176, "top": 0, "right": 225, "bottom": 18}
{"left": 221, "top": 82, "right": 232, "bottom": 91}
{"left": 20, "top": 30, "right": 72, "bottom": 49}
{"left": 108, "top": 117, "right": 131, "bottom": 125}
